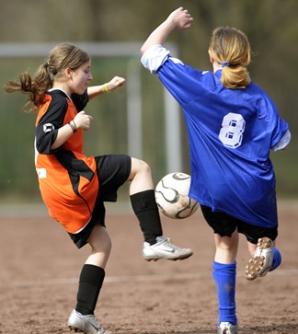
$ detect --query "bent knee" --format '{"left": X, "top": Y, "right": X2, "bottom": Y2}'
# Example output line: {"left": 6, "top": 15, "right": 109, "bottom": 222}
{"left": 130, "top": 157, "right": 151, "bottom": 178}
{"left": 215, "top": 234, "right": 238, "bottom": 250}
{"left": 89, "top": 227, "right": 112, "bottom": 253}
{"left": 102, "top": 235, "right": 112, "bottom": 253}
{"left": 93, "top": 236, "right": 112, "bottom": 254}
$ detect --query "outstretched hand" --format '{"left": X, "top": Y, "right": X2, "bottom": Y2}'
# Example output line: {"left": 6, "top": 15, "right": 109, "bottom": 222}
{"left": 140, "top": 6, "right": 193, "bottom": 54}
{"left": 167, "top": 7, "right": 193, "bottom": 30}
{"left": 106, "top": 76, "right": 126, "bottom": 92}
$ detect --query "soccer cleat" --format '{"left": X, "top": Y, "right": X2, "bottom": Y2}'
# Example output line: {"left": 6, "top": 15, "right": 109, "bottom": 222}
{"left": 68, "top": 309, "right": 111, "bottom": 334}
{"left": 217, "top": 322, "right": 238, "bottom": 334}
{"left": 245, "top": 237, "right": 274, "bottom": 281}
{"left": 143, "top": 236, "right": 193, "bottom": 261}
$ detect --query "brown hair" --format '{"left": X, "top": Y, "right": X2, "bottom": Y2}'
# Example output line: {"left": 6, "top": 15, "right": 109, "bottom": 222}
{"left": 209, "top": 26, "right": 251, "bottom": 89}
{"left": 5, "top": 43, "right": 90, "bottom": 111}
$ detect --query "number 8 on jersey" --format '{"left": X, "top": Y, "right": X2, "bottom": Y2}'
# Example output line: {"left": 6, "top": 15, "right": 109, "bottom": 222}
{"left": 219, "top": 112, "right": 246, "bottom": 148}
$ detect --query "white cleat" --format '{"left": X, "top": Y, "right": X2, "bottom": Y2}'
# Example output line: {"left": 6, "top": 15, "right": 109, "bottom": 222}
{"left": 245, "top": 237, "right": 274, "bottom": 281}
{"left": 68, "top": 309, "right": 111, "bottom": 334}
{"left": 143, "top": 236, "right": 193, "bottom": 261}
{"left": 217, "top": 322, "right": 238, "bottom": 334}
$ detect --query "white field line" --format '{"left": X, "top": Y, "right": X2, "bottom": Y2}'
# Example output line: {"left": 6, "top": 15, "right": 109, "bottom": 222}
{"left": 5, "top": 268, "right": 298, "bottom": 288}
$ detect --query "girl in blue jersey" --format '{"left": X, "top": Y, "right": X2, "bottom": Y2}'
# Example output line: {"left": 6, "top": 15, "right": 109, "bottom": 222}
{"left": 140, "top": 7, "right": 290, "bottom": 334}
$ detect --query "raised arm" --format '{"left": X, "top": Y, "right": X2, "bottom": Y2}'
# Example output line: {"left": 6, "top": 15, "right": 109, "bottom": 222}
{"left": 140, "top": 7, "right": 193, "bottom": 54}
{"left": 87, "top": 76, "right": 126, "bottom": 99}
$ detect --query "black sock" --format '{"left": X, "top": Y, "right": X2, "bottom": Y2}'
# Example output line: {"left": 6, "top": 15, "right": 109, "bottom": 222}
{"left": 130, "top": 189, "right": 163, "bottom": 245}
{"left": 76, "top": 264, "right": 105, "bottom": 315}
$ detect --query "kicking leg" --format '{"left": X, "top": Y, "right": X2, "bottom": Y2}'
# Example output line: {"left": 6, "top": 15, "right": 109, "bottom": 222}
{"left": 129, "top": 157, "right": 192, "bottom": 261}
{"left": 245, "top": 237, "right": 282, "bottom": 280}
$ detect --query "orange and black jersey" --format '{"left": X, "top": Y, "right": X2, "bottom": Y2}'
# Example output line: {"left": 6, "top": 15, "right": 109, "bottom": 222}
{"left": 35, "top": 90, "right": 99, "bottom": 233}
{"left": 35, "top": 90, "right": 89, "bottom": 154}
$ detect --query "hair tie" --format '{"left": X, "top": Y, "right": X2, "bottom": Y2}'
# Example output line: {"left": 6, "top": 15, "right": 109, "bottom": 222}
{"left": 45, "top": 62, "right": 57, "bottom": 75}
{"left": 219, "top": 61, "right": 230, "bottom": 68}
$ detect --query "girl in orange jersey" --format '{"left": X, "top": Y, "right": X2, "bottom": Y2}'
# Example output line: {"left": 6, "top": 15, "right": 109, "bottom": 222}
{"left": 5, "top": 43, "right": 192, "bottom": 334}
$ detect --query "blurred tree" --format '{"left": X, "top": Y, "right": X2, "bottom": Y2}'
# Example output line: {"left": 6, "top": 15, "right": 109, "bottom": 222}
{"left": 0, "top": 0, "right": 297, "bottom": 198}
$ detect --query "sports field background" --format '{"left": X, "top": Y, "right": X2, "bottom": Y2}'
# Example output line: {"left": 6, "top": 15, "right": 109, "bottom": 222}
{"left": 0, "top": 1, "right": 297, "bottom": 333}
{"left": 0, "top": 201, "right": 297, "bottom": 333}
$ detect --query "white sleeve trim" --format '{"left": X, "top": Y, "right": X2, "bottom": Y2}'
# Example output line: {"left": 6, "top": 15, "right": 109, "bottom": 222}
{"left": 141, "top": 44, "right": 170, "bottom": 73}
{"left": 272, "top": 129, "right": 291, "bottom": 151}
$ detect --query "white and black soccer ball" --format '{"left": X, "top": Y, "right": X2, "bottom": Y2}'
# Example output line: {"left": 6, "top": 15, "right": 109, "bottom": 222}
{"left": 155, "top": 172, "right": 198, "bottom": 219}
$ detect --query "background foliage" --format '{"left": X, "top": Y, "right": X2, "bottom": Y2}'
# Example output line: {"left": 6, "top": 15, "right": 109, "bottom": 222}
{"left": 0, "top": 0, "right": 297, "bottom": 201}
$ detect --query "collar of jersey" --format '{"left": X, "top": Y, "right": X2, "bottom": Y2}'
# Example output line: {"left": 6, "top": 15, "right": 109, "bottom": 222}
{"left": 48, "top": 88, "right": 71, "bottom": 100}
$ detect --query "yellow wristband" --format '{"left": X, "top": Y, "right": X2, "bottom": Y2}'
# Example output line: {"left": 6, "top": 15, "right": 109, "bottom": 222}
{"left": 102, "top": 83, "right": 110, "bottom": 93}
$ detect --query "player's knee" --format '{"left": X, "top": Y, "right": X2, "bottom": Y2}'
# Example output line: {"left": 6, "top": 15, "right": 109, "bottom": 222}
{"left": 216, "top": 236, "right": 237, "bottom": 252}
{"left": 92, "top": 242, "right": 111, "bottom": 254}
{"left": 101, "top": 234, "right": 112, "bottom": 253}
{"left": 139, "top": 159, "right": 151, "bottom": 174}
{"left": 131, "top": 157, "right": 152, "bottom": 176}
{"left": 90, "top": 229, "right": 112, "bottom": 254}
{"left": 218, "top": 243, "right": 235, "bottom": 253}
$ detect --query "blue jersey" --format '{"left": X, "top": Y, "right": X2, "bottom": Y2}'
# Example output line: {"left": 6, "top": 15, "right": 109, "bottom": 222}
{"left": 141, "top": 45, "right": 290, "bottom": 228}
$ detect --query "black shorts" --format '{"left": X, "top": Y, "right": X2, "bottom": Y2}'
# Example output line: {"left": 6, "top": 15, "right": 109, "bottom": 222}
{"left": 200, "top": 205, "right": 278, "bottom": 244}
{"left": 69, "top": 154, "right": 131, "bottom": 248}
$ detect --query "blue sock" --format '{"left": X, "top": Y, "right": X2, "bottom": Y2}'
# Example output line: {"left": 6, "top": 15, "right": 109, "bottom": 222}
{"left": 213, "top": 261, "right": 237, "bottom": 325}
{"left": 270, "top": 247, "right": 282, "bottom": 271}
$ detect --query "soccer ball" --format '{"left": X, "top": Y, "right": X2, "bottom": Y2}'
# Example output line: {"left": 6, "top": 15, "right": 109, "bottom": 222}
{"left": 155, "top": 172, "right": 198, "bottom": 219}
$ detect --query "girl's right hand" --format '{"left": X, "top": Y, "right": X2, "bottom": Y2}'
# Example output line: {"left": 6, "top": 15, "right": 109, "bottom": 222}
{"left": 167, "top": 7, "right": 193, "bottom": 30}
{"left": 73, "top": 111, "right": 93, "bottom": 130}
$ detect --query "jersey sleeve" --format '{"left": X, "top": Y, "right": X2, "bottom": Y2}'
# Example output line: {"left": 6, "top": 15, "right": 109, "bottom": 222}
{"left": 272, "top": 129, "right": 291, "bottom": 151}
{"left": 258, "top": 96, "right": 290, "bottom": 150}
{"left": 141, "top": 44, "right": 170, "bottom": 73}
{"left": 35, "top": 97, "right": 68, "bottom": 154}
{"left": 141, "top": 44, "right": 206, "bottom": 106}
{"left": 71, "top": 90, "right": 89, "bottom": 111}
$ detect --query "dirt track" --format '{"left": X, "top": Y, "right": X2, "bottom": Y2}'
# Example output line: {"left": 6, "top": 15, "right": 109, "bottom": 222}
{"left": 0, "top": 201, "right": 297, "bottom": 333}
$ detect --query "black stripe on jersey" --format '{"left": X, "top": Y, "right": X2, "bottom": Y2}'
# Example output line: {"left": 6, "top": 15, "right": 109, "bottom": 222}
{"left": 55, "top": 149, "right": 95, "bottom": 195}
{"left": 35, "top": 91, "right": 68, "bottom": 154}
{"left": 71, "top": 91, "right": 89, "bottom": 111}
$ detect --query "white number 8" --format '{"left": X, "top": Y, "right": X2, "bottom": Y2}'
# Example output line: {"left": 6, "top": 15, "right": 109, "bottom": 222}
{"left": 219, "top": 113, "right": 246, "bottom": 148}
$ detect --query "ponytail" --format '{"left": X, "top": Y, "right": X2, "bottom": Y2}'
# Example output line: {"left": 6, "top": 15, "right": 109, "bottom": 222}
{"left": 221, "top": 65, "right": 251, "bottom": 89}
{"left": 5, "top": 63, "right": 53, "bottom": 111}
{"left": 209, "top": 26, "right": 252, "bottom": 89}
{"left": 5, "top": 43, "right": 90, "bottom": 111}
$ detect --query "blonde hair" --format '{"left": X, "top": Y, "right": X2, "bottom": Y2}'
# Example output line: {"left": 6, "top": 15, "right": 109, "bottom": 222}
{"left": 5, "top": 43, "right": 90, "bottom": 111}
{"left": 209, "top": 26, "right": 251, "bottom": 89}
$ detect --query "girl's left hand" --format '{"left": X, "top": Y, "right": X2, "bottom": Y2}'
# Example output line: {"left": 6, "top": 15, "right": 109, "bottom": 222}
{"left": 106, "top": 76, "right": 126, "bottom": 92}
